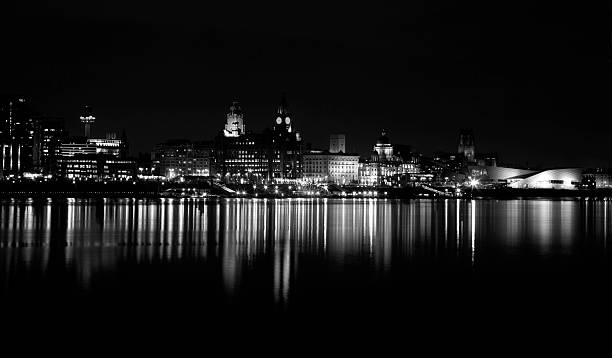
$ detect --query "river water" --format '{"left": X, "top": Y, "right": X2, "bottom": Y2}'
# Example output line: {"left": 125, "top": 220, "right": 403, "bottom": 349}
{"left": 1, "top": 198, "right": 611, "bottom": 339}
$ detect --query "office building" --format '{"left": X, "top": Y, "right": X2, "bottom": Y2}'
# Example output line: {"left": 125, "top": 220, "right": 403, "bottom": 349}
{"left": 1, "top": 95, "right": 35, "bottom": 175}
{"left": 303, "top": 150, "right": 359, "bottom": 184}
{"left": 152, "top": 139, "right": 213, "bottom": 178}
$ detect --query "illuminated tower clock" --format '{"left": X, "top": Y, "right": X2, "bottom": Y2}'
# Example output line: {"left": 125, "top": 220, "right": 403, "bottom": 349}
{"left": 274, "top": 94, "right": 291, "bottom": 133}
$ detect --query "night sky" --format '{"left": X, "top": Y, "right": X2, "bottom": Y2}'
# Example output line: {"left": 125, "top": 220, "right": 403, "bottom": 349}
{"left": 2, "top": 2, "right": 608, "bottom": 167}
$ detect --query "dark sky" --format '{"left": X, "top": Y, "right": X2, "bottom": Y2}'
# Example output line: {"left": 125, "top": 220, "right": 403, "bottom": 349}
{"left": 2, "top": 1, "right": 609, "bottom": 167}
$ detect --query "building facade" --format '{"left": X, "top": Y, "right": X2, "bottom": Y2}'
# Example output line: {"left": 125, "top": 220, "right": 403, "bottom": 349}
{"left": 152, "top": 139, "right": 213, "bottom": 178}
{"left": 303, "top": 150, "right": 359, "bottom": 184}
{"left": 214, "top": 97, "right": 303, "bottom": 183}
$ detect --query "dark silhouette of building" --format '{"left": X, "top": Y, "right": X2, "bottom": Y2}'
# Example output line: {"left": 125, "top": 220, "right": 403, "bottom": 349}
{"left": 458, "top": 129, "right": 476, "bottom": 162}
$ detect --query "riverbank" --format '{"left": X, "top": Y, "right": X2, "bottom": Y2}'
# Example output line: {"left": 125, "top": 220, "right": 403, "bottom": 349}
{"left": 2, "top": 181, "right": 612, "bottom": 199}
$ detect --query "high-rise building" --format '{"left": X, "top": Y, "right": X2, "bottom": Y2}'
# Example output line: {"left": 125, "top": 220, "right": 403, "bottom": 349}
{"left": 32, "top": 116, "right": 67, "bottom": 175}
{"left": 458, "top": 129, "right": 476, "bottom": 162}
{"left": 329, "top": 134, "right": 346, "bottom": 153}
{"left": 80, "top": 105, "right": 95, "bottom": 138}
{"left": 223, "top": 101, "right": 245, "bottom": 137}
{"left": 1, "top": 95, "right": 35, "bottom": 175}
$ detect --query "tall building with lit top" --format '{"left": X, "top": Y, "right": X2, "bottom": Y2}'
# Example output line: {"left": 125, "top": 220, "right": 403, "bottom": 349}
{"left": 223, "top": 101, "right": 245, "bottom": 137}
{"left": 80, "top": 105, "right": 95, "bottom": 138}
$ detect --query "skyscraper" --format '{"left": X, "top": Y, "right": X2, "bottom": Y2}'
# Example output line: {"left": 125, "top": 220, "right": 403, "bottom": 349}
{"left": 458, "top": 129, "right": 476, "bottom": 162}
{"left": 1, "top": 95, "right": 34, "bottom": 174}
{"left": 80, "top": 105, "right": 95, "bottom": 138}
{"left": 223, "top": 101, "right": 245, "bottom": 137}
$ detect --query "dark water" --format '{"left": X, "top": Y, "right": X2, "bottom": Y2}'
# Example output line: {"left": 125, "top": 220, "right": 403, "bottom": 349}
{"left": 2, "top": 198, "right": 612, "bottom": 345}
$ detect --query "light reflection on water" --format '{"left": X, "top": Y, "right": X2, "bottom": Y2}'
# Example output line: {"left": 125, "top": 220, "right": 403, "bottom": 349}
{"left": 1, "top": 198, "right": 611, "bottom": 304}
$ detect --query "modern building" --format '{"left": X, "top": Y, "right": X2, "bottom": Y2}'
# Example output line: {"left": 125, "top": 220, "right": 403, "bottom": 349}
{"left": 61, "top": 154, "right": 136, "bottom": 180}
{"left": 1, "top": 95, "right": 35, "bottom": 175}
{"left": 329, "top": 134, "right": 346, "bottom": 154}
{"left": 87, "top": 132, "right": 128, "bottom": 158}
{"left": 583, "top": 169, "right": 612, "bottom": 189}
{"left": 32, "top": 116, "right": 67, "bottom": 175}
{"left": 468, "top": 165, "right": 537, "bottom": 185}
{"left": 507, "top": 168, "right": 583, "bottom": 189}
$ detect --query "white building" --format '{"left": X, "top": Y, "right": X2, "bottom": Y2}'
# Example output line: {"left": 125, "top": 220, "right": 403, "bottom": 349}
{"left": 507, "top": 168, "right": 583, "bottom": 189}
{"left": 303, "top": 150, "right": 359, "bottom": 184}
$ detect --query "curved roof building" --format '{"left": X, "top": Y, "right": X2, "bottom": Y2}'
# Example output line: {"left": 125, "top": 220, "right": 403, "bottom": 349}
{"left": 507, "top": 168, "right": 583, "bottom": 189}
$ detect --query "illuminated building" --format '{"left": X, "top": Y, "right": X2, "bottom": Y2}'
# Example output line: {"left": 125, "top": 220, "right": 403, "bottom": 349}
{"left": 458, "top": 129, "right": 476, "bottom": 162}
{"left": 468, "top": 165, "right": 536, "bottom": 185}
{"left": 583, "top": 169, "right": 612, "bottom": 189}
{"left": 507, "top": 168, "right": 583, "bottom": 189}
{"left": 215, "top": 95, "right": 303, "bottom": 183}
{"left": 32, "top": 116, "right": 67, "bottom": 175}
{"left": 358, "top": 130, "right": 417, "bottom": 186}
{"left": 61, "top": 155, "right": 136, "bottom": 180}
{"left": 152, "top": 139, "right": 213, "bottom": 178}
{"left": 87, "top": 132, "right": 128, "bottom": 158}
{"left": 80, "top": 105, "right": 96, "bottom": 138}
{"left": 329, "top": 134, "right": 346, "bottom": 153}
{"left": 303, "top": 150, "right": 359, "bottom": 184}
{"left": 373, "top": 130, "right": 394, "bottom": 159}
{"left": 0, "top": 95, "right": 35, "bottom": 175}
{"left": 223, "top": 101, "right": 245, "bottom": 137}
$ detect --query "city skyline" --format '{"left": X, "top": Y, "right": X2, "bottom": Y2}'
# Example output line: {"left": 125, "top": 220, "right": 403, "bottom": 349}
{"left": 2, "top": 2, "right": 607, "bottom": 167}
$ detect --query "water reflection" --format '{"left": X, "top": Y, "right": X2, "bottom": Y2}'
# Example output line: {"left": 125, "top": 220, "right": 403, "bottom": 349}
{"left": 1, "top": 198, "right": 611, "bottom": 304}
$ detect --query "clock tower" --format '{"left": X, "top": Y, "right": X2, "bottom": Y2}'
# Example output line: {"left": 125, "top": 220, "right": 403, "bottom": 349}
{"left": 274, "top": 94, "right": 292, "bottom": 133}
